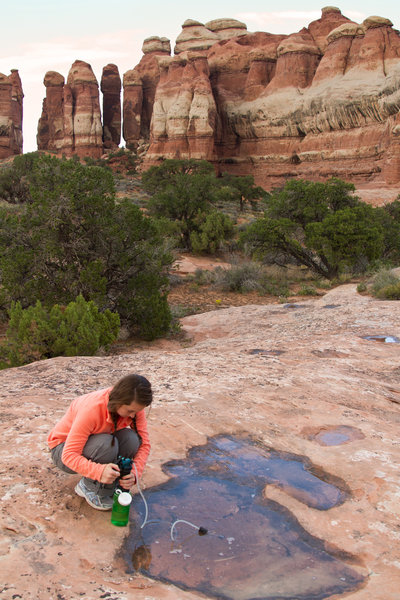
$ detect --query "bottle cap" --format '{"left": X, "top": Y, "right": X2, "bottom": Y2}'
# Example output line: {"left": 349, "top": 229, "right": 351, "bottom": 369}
{"left": 117, "top": 491, "right": 132, "bottom": 506}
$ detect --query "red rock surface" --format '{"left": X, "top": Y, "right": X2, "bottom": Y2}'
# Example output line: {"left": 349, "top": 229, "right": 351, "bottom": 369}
{"left": 0, "top": 70, "right": 23, "bottom": 158}
{"left": 1, "top": 284, "right": 400, "bottom": 598}
{"left": 101, "top": 64, "right": 121, "bottom": 149}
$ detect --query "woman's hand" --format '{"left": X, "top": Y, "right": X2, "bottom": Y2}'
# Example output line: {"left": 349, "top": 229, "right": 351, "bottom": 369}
{"left": 119, "top": 471, "right": 136, "bottom": 490}
{"left": 100, "top": 463, "right": 120, "bottom": 484}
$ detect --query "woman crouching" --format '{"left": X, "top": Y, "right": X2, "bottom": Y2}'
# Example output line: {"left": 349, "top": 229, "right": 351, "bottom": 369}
{"left": 47, "top": 374, "right": 152, "bottom": 510}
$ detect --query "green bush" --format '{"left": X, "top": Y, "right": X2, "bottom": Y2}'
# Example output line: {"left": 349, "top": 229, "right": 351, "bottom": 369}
{"left": 241, "top": 178, "right": 385, "bottom": 279}
{"left": 190, "top": 211, "right": 235, "bottom": 254}
{"left": 190, "top": 268, "right": 217, "bottom": 286}
{"left": 0, "top": 295, "right": 120, "bottom": 368}
{"left": 371, "top": 269, "right": 399, "bottom": 295}
{"left": 212, "top": 263, "right": 264, "bottom": 293}
{"left": 375, "top": 282, "right": 400, "bottom": 300}
{"left": 357, "top": 282, "right": 367, "bottom": 293}
{"left": 297, "top": 285, "right": 320, "bottom": 296}
{"left": 0, "top": 154, "right": 173, "bottom": 339}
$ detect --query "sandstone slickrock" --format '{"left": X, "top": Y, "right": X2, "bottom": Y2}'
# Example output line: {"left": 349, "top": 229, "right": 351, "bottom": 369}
{"left": 0, "top": 70, "right": 23, "bottom": 158}
{"left": 101, "top": 64, "right": 121, "bottom": 149}
{"left": 1, "top": 284, "right": 399, "bottom": 598}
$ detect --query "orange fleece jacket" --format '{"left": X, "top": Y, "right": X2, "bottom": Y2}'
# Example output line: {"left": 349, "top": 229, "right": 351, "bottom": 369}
{"left": 47, "top": 387, "right": 150, "bottom": 482}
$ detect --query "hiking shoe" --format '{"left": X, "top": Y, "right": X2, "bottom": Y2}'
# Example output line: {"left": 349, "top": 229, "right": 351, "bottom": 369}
{"left": 75, "top": 478, "right": 114, "bottom": 511}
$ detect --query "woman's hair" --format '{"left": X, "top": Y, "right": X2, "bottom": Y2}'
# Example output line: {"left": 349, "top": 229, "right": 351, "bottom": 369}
{"left": 108, "top": 374, "right": 153, "bottom": 412}
{"left": 108, "top": 375, "right": 153, "bottom": 442}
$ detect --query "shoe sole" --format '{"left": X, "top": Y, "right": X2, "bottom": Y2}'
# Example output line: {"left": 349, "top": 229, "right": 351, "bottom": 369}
{"left": 74, "top": 482, "right": 112, "bottom": 511}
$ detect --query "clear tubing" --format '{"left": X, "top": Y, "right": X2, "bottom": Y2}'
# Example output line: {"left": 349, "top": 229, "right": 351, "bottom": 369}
{"left": 132, "top": 462, "right": 149, "bottom": 529}
{"left": 132, "top": 463, "right": 202, "bottom": 539}
{"left": 170, "top": 519, "right": 200, "bottom": 541}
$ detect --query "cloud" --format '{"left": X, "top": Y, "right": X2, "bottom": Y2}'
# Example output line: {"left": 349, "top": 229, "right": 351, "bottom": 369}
{"left": 235, "top": 10, "right": 366, "bottom": 33}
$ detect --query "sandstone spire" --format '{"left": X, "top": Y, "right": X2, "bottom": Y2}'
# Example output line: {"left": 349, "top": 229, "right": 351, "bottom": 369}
{"left": 0, "top": 70, "right": 23, "bottom": 158}
{"left": 101, "top": 64, "right": 121, "bottom": 149}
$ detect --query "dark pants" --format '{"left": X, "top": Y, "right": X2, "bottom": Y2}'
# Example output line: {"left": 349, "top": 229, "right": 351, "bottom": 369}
{"left": 50, "top": 429, "right": 141, "bottom": 496}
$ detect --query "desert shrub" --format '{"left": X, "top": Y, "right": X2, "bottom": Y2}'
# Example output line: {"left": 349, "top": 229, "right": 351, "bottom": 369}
{"left": 241, "top": 178, "right": 384, "bottom": 279}
{"left": 357, "top": 282, "right": 367, "bottom": 293}
{"left": 211, "top": 262, "right": 264, "bottom": 293}
{"left": 190, "top": 268, "right": 217, "bottom": 286}
{"left": 207, "top": 261, "right": 290, "bottom": 296}
{"left": 190, "top": 211, "right": 235, "bottom": 254}
{"left": 0, "top": 154, "right": 173, "bottom": 339}
{"left": 297, "top": 285, "right": 320, "bottom": 296}
{"left": 370, "top": 269, "right": 399, "bottom": 295}
{"left": 374, "top": 282, "right": 400, "bottom": 300}
{"left": 0, "top": 295, "right": 120, "bottom": 368}
{"left": 366, "top": 268, "right": 400, "bottom": 300}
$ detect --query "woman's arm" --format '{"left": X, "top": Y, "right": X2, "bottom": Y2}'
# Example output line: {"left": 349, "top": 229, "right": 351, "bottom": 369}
{"left": 131, "top": 409, "right": 151, "bottom": 480}
{"left": 61, "top": 409, "right": 109, "bottom": 482}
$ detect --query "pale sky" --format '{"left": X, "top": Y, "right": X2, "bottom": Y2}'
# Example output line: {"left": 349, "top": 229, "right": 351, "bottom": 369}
{"left": 1, "top": 0, "right": 399, "bottom": 152}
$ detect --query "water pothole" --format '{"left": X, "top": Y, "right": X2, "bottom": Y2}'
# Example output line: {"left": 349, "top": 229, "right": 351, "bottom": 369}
{"left": 249, "top": 349, "right": 286, "bottom": 356}
{"left": 124, "top": 435, "right": 365, "bottom": 600}
{"left": 362, "top": 335, "right": 400, "bottom": 343}
{"left": 304, "top": 426, "right": 365, "bottom": 447}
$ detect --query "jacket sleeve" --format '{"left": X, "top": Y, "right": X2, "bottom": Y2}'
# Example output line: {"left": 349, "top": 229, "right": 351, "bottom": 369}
{"left": 61, "top": 408, "right": 106, "bottom": 482}
{"left": 131, "top": 409, "right": 151, "bottom": 481}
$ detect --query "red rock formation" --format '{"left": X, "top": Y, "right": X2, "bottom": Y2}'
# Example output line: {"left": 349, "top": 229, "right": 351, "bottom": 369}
{"left": 37, "top": 60, "right": 102, "bottom": 158}
{"left": 101, "top": 64, "right": 121, "bottom": 149}
{"left": 266, "top": 28, "right": 322, "bottom": 92}
{"left": 65, "top": 60, "right": 103, "bottom": 158}
{"left": 308, "top": 5, "right": 351, "bottom": 52}
{"left": 31, "top": 7, "right": 400, "bottom": 190}
{"left": 123, "top": 69, "right": 143, "bottom": 148}
{"left": 147, "top": 52, "right": 216, "bottom": 161}
{"left": 136, "top": 7, "right": 400, "bottom": 192}
{"left": 37, "top": 71, "right": 65, "bottom": 152}
{"left": 123, "top": 36, "right": 171, "bottom": 149}
{"left": 0, "top": 70, "right": 23, "bottom": 158}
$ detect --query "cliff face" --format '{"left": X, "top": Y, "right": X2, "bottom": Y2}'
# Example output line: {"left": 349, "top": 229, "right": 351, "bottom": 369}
{"left": 27, "top": 7, "right": 400, "bottom": 189}
{"left": 132, "top": 7, "right": 400, "bottom": 189}
{"left": 0, "top": 70, "right": 23, "bottom": 158}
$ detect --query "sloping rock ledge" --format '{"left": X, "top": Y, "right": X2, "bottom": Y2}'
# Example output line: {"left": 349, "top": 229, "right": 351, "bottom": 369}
{"left": 0, "top": 284, "right": 399, "bottom": 599}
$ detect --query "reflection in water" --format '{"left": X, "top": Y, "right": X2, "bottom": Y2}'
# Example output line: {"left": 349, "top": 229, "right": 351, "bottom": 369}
{"left": 362, "top": 335, "right": 400, "bottom": 343}
{"left": 313, "top": 426, "right": 365, "bottom": 447}
{"left": 249, "top": 349, "right": 286, "bottom": 356}
{"left": 125, "top": 435, "right": 365, "bottom": 600}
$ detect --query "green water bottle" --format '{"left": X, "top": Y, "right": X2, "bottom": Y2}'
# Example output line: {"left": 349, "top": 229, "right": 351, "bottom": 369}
{"left": 111, "top": 489, "right": 132, "bottom": 526}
